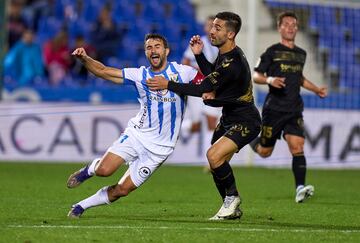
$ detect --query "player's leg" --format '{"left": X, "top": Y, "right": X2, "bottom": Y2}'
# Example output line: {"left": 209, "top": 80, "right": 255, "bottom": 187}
{"left": 207, "top": 136, "right": 241, "bottom": 219}
{"left": 284, "top": 115, "right": 314, "bottom": 203}
{"left": 67, "top": 152, "right": 125, "bottom": 188}
{"left": 249, "top": 109, "right": 283, "bottom": 157}
{"left": 67, "top": 133, "right": 131, "bottom": 188}
{"left": 208, "top": 123, "right": 228, "bottom": 200}
{"left": 68, "top": 139, "right": 170, "bottom": 218}
{"left": 67, "top": 153, "right": 128, "bottom": 218}
{"left": 208, "top": 122, "right": 260, "bottom": 220}
{"left": 201, "top": 112, "right": 220, "bottom": 172}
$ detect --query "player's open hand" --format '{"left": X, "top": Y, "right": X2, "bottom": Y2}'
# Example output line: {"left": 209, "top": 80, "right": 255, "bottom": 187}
{"left": 146, "top": 76, "right": 169, "bottom": 91}
{"left": 202, "top": 91, "right": 215, "bottom": 100}
{"left": 317, "top": 86, "right": 328, "bottom": 98}
{"left": 189, "top": 35, "right": 204, "bottom": 55}
{"left": 72, "top": 47, "right": 88, "bottom": 60}
{"left": 267, "top": 77, "right": 286, "bottom": 88}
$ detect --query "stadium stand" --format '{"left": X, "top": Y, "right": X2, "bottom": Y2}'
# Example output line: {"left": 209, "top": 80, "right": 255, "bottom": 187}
{"left": 3, "top": 0, "right": 202, "bottom": 103}
{"left": 3, "top": 0, "right": 359, "bottom": 109}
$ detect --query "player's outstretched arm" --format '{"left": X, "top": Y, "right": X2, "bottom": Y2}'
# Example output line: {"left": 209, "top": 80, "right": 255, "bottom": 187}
{"left": 302, "top": 77, "right": 327, "bottom": 98}
{"left": 146, "top": 76, "right": 213, "bottom": 97}
{"left": 72, "top": 48, "right": 123, "bottom": 84}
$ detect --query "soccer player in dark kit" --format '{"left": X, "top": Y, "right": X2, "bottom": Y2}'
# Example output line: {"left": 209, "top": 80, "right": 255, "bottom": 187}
{"left": 147, "top": 11, "right": 261, "bottom": 220}
{"left": 251, "top": 11, "right": 327, "bottom": 203}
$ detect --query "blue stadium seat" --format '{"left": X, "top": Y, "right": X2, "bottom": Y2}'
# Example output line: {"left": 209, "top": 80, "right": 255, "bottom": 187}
{"left": 37, "top": 16, "right": 64, "bottom": 42}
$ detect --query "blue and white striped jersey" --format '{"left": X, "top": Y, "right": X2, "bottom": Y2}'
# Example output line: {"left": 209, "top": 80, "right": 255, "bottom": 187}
{"left": 122, "top": 62, "right": 199, "bottom": 153}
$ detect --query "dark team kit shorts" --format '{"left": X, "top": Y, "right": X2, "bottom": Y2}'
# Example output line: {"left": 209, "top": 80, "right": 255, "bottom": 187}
{"left": 211, "top": 118, "right": 261, "bottom": 152}
{"left": 259, "top": 108, "right": 305, "bottom": 147}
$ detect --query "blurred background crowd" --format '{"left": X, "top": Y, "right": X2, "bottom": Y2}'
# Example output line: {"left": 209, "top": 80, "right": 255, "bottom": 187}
{"left": 1, "top": 0, "right": 360, "bottom": 107}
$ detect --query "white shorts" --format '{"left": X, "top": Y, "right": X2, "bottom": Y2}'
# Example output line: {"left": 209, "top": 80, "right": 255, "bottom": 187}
{"left": 107, "top": 128, "right": 172, "bottom": 187}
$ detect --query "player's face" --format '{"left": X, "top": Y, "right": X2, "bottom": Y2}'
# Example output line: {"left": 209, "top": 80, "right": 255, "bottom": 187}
{"left": 209, "top": 18, "right": 230, "bottom": 47}
{"left": 145, "top": 38, "right": 169, "bottom": 71}
{"left": 278, "top": 16, "right": 298, "bottom": 41}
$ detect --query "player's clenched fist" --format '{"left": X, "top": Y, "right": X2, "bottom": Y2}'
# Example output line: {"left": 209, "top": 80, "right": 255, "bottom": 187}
{"left": 72, "top": 47, "right": 88, "bottom": 60}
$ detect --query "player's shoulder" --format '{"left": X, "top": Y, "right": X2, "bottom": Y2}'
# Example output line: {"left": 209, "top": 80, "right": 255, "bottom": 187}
{"left": 170, "top": 61, "right": 197, "bottom": 72}
{"left": 123, "top": 65, "right": 146, "bottom": 72}
{"left": 267, "top": 43, "right": 283, "bottom": 52}
{"left": 294, "top": 45, "right": 307, "bottom": 55}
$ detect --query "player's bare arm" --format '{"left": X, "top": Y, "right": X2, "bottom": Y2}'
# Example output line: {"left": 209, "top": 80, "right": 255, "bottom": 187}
{"left": 253, "top": 71, "right": 286, "bottom": 88}
{"left": 302, "top": 77, "right": 327, "bottom": 98}
{"left": 72, "top": 47, "right": 123, "bottom": 84}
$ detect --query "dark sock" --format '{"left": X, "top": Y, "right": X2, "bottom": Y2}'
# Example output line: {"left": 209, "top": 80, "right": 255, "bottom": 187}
{"left": 249, "top": 137, "right": 260, "bottom": 153}
{"left": 292, "top": 153, "right": 306, "bottom": 188}
{"left": 212, "top": 162, "right": 239, "bottom": 197}
{"left": 211, "top": 171, "right": 226, "bottom": 200}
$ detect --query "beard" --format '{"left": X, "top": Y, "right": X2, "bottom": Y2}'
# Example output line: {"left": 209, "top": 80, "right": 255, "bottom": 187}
{"left": 210, "top": 37, "right": 225, "bottom": 48}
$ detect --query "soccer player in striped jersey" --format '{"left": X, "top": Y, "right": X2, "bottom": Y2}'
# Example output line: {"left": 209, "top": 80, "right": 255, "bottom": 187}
{"left": 67, "top": 34, "right": 203, "bottom": 218}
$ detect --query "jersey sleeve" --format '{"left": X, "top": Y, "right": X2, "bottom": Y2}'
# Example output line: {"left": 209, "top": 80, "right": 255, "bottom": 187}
{"left": 254, "top": 48, "right": 272, "bottom": 74}
{"left": 179, "top": 64, "right": 200, "bottom": 84}
{"left": 122, "top": 67, "right": 143, "bottom": 84}
{"left": 183, "top": 45, "right": 195, "bottom": 62}
{"left": 203, "top": 58, "right": 238, "bottom": 90}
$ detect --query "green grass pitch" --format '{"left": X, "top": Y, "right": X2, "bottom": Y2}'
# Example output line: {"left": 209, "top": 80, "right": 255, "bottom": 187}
{"left": 0, "top": 162, "right": 359, "bottom": 242}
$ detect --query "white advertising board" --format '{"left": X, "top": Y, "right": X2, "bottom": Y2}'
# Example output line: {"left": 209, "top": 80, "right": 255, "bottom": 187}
{"left": 0, "top": 103, "right": 359, "bottom": 168}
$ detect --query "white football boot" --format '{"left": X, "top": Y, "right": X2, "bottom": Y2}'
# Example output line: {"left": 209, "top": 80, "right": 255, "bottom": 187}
{"left": 209, "top": 195, "right": 241, "bottom": 220}
{"left": 295, "top": 185, "right": 314, "bottom": 203}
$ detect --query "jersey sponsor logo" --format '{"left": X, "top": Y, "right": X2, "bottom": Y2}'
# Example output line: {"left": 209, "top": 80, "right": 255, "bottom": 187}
{"left": 280, "top": 63, "right": 303, "bottom": 73}
{"left": 134, "top": 104, "right": 148, "bottom": 129}
{"left": 149, "top": 95, "right": 177, "bottom": 102}
{"left": 273, "top": 51, "right": 306, "bottom": 63}
{"left": 139, "top": 166, "right": 151, "bottom": 178}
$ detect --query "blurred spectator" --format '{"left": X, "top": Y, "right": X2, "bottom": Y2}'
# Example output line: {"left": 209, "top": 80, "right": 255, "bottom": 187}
{"left": 181, "top": 16, "right": 220, "bottom": 165}
{"left": 43, "top": 29, "right": 71, "bottom": 85}
{"left": 71, "top": 35, "right": 97, "bottom": 83}
{"left": 7, "top": 0, "right": 28, "bottom": 48}
{"left": 90, "top": 5, "right": 121, "bottom": 62}
{"left": 4, "top": 29, "right": 44, "bottom": 86}
{"left": 22, "top": 0, "right": 55, "bottom": 31}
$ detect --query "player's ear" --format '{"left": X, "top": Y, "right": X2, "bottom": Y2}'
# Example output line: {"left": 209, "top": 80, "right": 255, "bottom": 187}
{"left": 227, "top": 31, "right": 236, "bottom": 40}
{"left": 165, "top": 48, "right": 170, "bottom": 57}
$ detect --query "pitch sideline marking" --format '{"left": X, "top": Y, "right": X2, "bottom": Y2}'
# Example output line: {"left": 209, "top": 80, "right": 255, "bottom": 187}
{"left": 7, "top": 225, "right": 360, "bottom": 234}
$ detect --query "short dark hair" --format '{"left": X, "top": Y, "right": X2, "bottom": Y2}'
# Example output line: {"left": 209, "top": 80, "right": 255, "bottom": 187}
{"left": 277, "top": 11, "right": 298, "bottom": 27}
{"left": 215, "top": 12, "right": 242, "bottom": 36}
{"left": 144, "top": 33, "right": 169, "bottom": 49}
{"left": 207, "top": 15, "right": 216, "bottom": 21}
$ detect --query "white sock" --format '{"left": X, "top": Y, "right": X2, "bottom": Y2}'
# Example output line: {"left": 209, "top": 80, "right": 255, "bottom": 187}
{"left": 77, "top": 186, "right": 110, "bottom": 210}
{"left": 87, "top": 158, "right": 101, "bottom": 176}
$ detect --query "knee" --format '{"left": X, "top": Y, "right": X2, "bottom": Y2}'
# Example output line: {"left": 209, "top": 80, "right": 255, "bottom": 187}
{"left": 289, "top": 144, "right": 304, "bottom": 155}
{"left": 206, "top": 147, "right": 223, "bottom": 168}
{"left": 95, "top": 164, "right": 114, "bottom": 177}
{"left": 257, "top": 146, "right": 273, "bottom": 158}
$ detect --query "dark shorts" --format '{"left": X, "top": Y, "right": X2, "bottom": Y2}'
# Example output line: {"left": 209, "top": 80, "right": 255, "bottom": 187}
{"left": 211, "top": 120, "right": 261, "bottom": 152}
{"left": 260, "top": 109, "right": 304, "bottom": 147}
